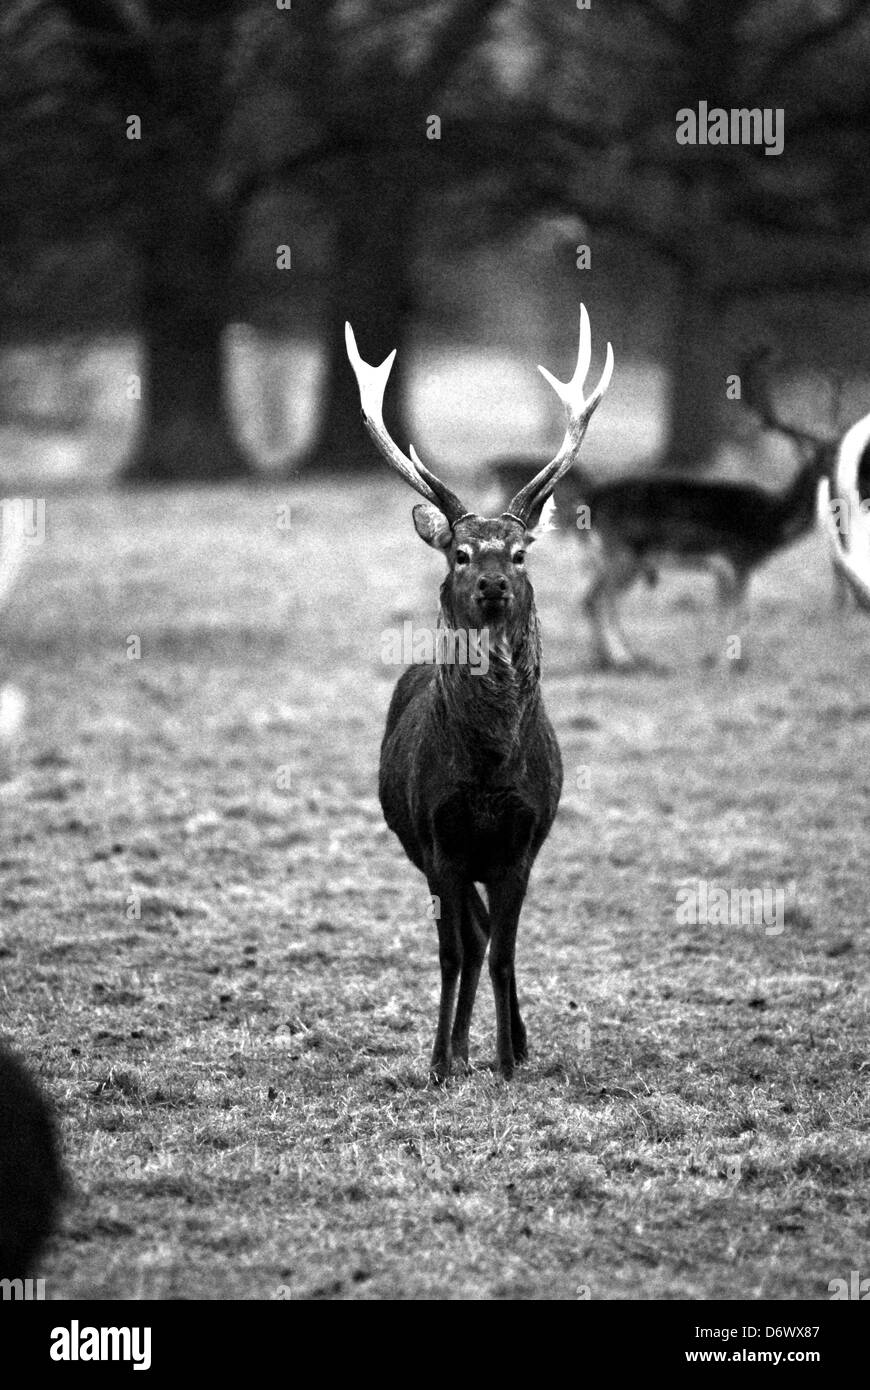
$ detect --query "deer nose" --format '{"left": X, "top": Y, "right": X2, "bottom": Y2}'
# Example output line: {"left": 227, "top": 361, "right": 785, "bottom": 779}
{"left": 477, "top": 574, "right": 509, "bottom": 599}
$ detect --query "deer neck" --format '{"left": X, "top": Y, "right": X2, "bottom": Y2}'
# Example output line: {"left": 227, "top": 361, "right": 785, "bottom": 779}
{"left": 433, "top": 589, "right": 543, "bottom": 771}
{"left": 773, "top": 448, "right": 830, "bottom": 547}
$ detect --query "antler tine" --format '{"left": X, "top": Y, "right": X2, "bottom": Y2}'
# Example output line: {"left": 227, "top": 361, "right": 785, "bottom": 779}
{"left": 819, "top": 476, "right": 870, "bottom": 609}
{"left": 407, "top": 446, "right": 469, "bottom": 525}
{"left": 833, "top": 414, "right": 870, "bottom": 518}
{"left": 508, "top": 305, "right": 614, "bottom": 524}
{"left": 819, "top": 412, "right": 870, "bottom": 609}
{"left": 345, "top": 322, "right": 468, "bottom": 524}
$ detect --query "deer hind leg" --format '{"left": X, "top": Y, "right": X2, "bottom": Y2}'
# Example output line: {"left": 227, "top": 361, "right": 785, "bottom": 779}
{"left": 608, "top": 551, "right": 668, "bottom": 669}
{"left": 450, "top": 886, "right": 489, "bottom": 1070}
{"left": 582, "top": 542, "right": 642, "bottom": 670}
{"left": 703, "top": 557, "right": 737, "bottom": 664}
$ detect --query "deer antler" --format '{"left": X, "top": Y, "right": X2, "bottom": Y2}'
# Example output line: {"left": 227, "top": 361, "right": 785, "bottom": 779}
{"left": 344, "top": 322, "right": 469, "bottom": 525}
{"left": 507, "top": 305, "right": 614, "bottom": 525}
{"left": 742, "top": 349, "right": 835, "bottom": 461}
{"left": 818, "top": 411, "right": 870, "bottom": 609}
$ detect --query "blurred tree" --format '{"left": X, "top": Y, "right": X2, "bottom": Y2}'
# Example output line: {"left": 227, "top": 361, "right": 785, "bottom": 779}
{"left": 0, "top": 3, "right": 93, "bottom": 341}
{"left": 511, "top": 0, "right": 870, "bottom": 470}
{"left": 16, "top": 0, "right": 867, "bottom": 485}
{"left": 49, "top": 0, "right": 262, "bottom": 483}
{"left": 29, "top": 0, "right": 512, "bottom": 480}
{"left": 256, "top": 0, "right": 508, "bottom": 475}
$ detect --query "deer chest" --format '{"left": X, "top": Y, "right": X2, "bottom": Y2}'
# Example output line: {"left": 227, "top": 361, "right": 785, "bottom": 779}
{"left": 431, "top": 784, "right": 542, "bottom": 870}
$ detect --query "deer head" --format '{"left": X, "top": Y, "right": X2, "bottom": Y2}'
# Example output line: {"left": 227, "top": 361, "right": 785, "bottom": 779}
{"left": 345, "top": 307, "right": 613, "bottom": 637}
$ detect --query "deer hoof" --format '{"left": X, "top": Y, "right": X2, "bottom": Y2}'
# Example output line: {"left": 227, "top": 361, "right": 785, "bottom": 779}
{"left": 634, "top": 655, "right": 670, "bottom": 676}
{"left": 429, "top": 1052, "right": 452, "bottom": 1085}
{"left": 593, "top": 654, "right": 631, "bottom": 673}
{"left": 595, "top": 653, "right": 648, "bottom": 675}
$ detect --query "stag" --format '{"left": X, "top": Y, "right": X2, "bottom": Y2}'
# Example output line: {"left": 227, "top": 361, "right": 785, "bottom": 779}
{"left": 493, "top": 355, "right": 836, "bottom": 670}
{"left": 346, "top": 309, "right": 613, "bottom": 1080}
{"left": 818, "top": 411, "right": 870, "bottom": 609}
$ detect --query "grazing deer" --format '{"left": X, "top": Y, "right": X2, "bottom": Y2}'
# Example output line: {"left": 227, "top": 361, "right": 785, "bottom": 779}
{"left": 493, "top": 357, "right": 836, "bottom": 670}
{"left": 345, "top": 308, "right": 613, "bottom": 1080}
{"left": 818, "top": 411, "right": 870, "bottom": 609}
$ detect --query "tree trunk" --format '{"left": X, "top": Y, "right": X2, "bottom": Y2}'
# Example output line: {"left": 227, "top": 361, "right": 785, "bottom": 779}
{"left": 663, "top": 264, "right": 728, "bottom": 472}
{"left": 292, "top": 164, "right": 415, "bottom": 476}
{"left": 662, "top": 2, "right": 737, "bottom": 473}
{"left": 121, "top": 216, "right": 255, "bottom": 486}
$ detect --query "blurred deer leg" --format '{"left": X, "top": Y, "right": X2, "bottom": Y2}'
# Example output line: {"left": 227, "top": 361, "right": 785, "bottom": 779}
{"left": 583, "top": 547, "right": 641, "bottom": 670}
{"left": 608, "top": 557, "right": 648, "bottom": 666}
{"left": 609, "top": 553, "right": 671, "bottom": 671}
{"left": 833, "top": 566, "right": 851, "bottom": 611}
{"left": 713, "top": 562, "right": 750, "bottom": 669}
{"left": 703, "top": 557, "right": 735, "bottom": 663}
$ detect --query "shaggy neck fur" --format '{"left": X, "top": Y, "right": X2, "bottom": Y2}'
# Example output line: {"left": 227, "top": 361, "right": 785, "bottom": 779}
{"left": 434, "top": 577, "right": 543, "bottom": 773}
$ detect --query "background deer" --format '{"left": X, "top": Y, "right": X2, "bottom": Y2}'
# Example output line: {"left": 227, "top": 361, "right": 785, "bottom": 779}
{"left": 346, "top": 308, "right": 612, "bottom": 1080}
{"left": 493, "top": 356, "right": 836, "bottom": 670}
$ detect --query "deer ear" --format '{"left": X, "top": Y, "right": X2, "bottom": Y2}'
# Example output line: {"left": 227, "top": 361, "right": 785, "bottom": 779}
{"left": 412, "top": 503, "right": 453, "bottom": 550}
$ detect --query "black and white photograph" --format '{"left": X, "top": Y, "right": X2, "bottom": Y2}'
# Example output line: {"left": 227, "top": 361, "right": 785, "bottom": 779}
{"left": 1, "top": 0, "right": 869, "bottom": 1330}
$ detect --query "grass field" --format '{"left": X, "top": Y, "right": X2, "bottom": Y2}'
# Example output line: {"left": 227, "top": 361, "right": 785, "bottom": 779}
{"left": 1, "top": 469, "right": 868, "bottom": 1301}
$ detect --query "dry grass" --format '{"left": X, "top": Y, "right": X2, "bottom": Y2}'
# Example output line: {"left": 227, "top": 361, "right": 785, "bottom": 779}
{"left": 1, "top": 475, "right": 868, "bottom": 1301}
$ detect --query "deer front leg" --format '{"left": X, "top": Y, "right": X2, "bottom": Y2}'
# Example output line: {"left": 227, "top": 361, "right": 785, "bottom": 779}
{"left": 714, "top": 565, "right": 750, "bottom": 671}
{"left": 509, "top": 974, "right": 527, "bottom": 1063}
{"left": 486, "top": 872, "right": 529, "bottom": 1080}
{"left": 427, "top": 871, "right": 464, "bottom": 1083}
{"left": 450, "top": 886, "right": 489, "bottom": 1070}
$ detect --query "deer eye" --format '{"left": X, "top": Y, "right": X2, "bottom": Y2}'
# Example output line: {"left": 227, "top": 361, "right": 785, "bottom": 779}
{"left": 512, "top": 550, "right": 526, "bottom": 566}
{"left": 455, "top": 549, "right": 471, "bottom": 566}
